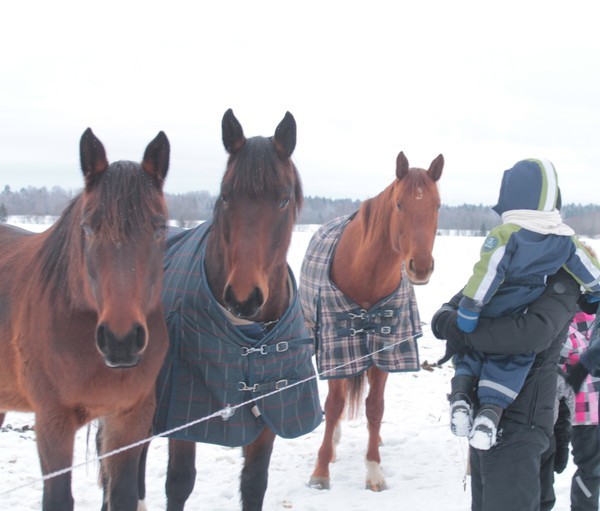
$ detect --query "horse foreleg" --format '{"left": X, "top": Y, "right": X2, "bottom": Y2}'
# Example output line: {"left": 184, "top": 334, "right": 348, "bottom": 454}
{"left": 364, "top": 366, "right": 388, "bottom": 491}
{"left": 137, "top": 440, "right": 149, "bottom": 509}
{"left": 309, "top": 379, "right": 346, "bottom": 490}
{"left": 99, "top": 408, "right": 152, "bottom": 511}
{"left": 241, "top": 426, "right": 275, "bottom": 511}
{"left": 35, "top": 408, "right": 78, "bottom": 511}
{"left": 166, "top": 438, "right": 196, "bottom": 511}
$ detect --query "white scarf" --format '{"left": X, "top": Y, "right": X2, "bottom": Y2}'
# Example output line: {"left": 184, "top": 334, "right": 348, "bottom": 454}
{"left": 501, "top": 209, "right": 574, "bottom": 236}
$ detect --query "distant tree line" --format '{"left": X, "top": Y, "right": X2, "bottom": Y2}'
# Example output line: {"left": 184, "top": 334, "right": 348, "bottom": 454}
{"left": 2, "top": 185, "right": 600, "bottom": 236}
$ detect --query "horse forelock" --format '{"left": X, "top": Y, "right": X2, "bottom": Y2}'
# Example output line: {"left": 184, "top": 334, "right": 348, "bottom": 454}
{"left": 398, "top": 168, "right": 440, "bottom": 201}
{"left": 38, "top": 161, "right": 166, "bottom": 304}
{"left": 222, "top": 137, "right": 302, "bottom": 213}
{"left": 85, "top": 161, "right": 166, "bottom": 243}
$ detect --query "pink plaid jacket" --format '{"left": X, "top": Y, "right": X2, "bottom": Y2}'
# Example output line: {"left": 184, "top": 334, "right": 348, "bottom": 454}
{"left": 560, "top": 310, "right": 599, "bottom": 425}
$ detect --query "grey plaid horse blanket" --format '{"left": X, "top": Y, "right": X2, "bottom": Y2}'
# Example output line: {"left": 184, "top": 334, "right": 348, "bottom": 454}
{"left": 154, "top": 222, "right": 322, "bottom": 447}
{"left": 299, "top": 215, "right": 422, "bottom": 379}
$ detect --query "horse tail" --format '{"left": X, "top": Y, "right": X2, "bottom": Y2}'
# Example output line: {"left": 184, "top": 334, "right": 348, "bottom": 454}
{"left": 346, "top": 373, "right": 366, "bottom": 420}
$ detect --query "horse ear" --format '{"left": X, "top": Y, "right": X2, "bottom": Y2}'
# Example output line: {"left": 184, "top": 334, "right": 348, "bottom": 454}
{"left": 222, "top": 108, "right": 246, "bottom": 154}
{"left": 396, "top": 151, "right": 409, "bottom": 180}
{"left": 273, "top": 111, "right": 296, "bottom": 158}
{"left": 142, "top": 131, "right": 170, "bottom": 188}
{"left": 427, "top": 154, "right": 444, "bottom": 182}
{"left": 80, "top": 128, "right": 108, "bottom": 189}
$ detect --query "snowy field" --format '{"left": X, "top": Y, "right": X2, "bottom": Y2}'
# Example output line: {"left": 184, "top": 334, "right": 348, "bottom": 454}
{"left": 1, "top": 217, "right": 598, "bottom": 510}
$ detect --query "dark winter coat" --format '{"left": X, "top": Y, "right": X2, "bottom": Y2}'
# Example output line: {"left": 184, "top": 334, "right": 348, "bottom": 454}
{"left": 440, "top": 268, "right": 580, "bottom": 435}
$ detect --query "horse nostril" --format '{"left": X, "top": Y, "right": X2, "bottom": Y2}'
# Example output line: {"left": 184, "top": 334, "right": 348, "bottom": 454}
{"left": 96, "top": 323, "right": 108, "bottom": 352}
{"left": 251, "top": 287, "right": 264, "bottom": 309}
{"left": 134, "top": 323, "right": 146, "bottom": 351}
{"left": 224, "top": 284, "right": 235, "bottom": 308}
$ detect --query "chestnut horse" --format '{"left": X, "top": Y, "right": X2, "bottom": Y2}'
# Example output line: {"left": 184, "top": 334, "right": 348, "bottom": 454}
{"left": 150, "top": 109, "right": 320, "bottom": 511}
{"left": 0, "top": 129, "right": 170, "bottom": 510}
{"left": 299, "top": 151, "right": 443, "bottom": 491}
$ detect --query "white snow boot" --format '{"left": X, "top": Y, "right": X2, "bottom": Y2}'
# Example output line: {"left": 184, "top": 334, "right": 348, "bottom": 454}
{"left": 450, "top": 399, "right": 473, "bottom": 437}
{"left": 469, "top": 405, "right": 502, "bottom": 450}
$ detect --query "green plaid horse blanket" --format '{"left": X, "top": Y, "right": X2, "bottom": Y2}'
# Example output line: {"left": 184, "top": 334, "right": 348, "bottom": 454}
{"left": 299, "top": 215, "right": 422, "bottom": 378}
{"left": 154, "top": 222, "right": 322, "bottom": 447}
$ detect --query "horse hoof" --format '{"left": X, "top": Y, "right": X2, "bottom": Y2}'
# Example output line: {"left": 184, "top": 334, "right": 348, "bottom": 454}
{"left": 366, "top": 481, "right": 387, "bottom": 492}
{"left": 308, "top": 476, "right": 330, "bottom": 490}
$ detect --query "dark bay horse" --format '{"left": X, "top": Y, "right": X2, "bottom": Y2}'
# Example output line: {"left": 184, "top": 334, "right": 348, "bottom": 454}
{"left": 0, "top": 129, "right": 170, "bottom": 510}
{"left": 151, "top": 109, "right": 320, "bottom": 510}
{"left": 299, "top": 151, "right": 443, "bottom": 491}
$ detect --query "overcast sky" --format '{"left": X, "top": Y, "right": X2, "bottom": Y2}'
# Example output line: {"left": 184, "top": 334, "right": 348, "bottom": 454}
{"left": 1, "top": 1, "right": 599, "bottom": 206}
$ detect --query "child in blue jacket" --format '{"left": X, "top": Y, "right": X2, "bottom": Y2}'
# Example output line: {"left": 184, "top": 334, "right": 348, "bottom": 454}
{"left": 449, "top": 158, "right": 600, "bottom": 450}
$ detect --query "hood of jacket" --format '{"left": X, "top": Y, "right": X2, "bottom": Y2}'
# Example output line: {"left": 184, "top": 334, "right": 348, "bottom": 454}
{"left": 492, "top": 158, "right": 561, "bottom": 216}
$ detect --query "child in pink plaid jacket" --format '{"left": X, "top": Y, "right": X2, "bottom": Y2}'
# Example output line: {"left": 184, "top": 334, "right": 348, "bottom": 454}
{"left": 561, "top": 309, "right": 600, "bottom": 511}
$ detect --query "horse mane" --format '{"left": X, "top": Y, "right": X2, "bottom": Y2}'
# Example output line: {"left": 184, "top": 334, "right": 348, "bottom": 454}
{"left": 358, "top": 185, "right": 394, "bottom": 246}
{"left": 38, "top": 161, "right": 165, "bottom": 304}
{"left": 220, "top": 137, "right": 303, "bottom": 215}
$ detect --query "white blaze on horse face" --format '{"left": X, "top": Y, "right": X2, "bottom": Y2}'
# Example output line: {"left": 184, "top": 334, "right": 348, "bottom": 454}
{"left": 415, "top": 187, "right": 424, "bottom": 200}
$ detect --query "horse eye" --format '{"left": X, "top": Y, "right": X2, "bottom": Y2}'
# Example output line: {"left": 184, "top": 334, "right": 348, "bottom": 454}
{"left": 154, "top": 225, "right": 167, "bottom": 240}
{"left": 396, "top": 202, "right": 402, "bottom": 211}
{"left": 221, "top": 195, "right": 229, "bottom": 207}
{"left": 279, "top": 198, "right": 290, "bottom": 209}
{"left": 81, "top": 223, "right": 94, "bottom": 238}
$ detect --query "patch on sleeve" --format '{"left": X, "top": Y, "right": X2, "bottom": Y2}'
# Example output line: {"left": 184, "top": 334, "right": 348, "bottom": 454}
{"left": 482, "top": 236, "right": 498, "bottom": 252}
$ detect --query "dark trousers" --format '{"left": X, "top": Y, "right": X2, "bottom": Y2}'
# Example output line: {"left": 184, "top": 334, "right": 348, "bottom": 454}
{"left": 540, "top": 434, "right": 557, "bottom": 511}
{"left": 470, "top": 421, "right": 549, "bottom": 511}
{"left": 571, "top": 424, "right": 600, "bottom": 511}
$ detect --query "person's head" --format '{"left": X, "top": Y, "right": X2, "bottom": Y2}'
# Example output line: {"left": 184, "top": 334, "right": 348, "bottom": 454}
{"left": 492, "top": 158, "right": 561, "bottom": 216}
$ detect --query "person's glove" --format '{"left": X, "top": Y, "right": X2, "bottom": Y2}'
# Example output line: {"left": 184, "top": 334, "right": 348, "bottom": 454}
{"left": 577, "top": 293, "right": 600, "bottom": 315}
{"left": 457, "top": 306, "right": 478, "bottom": 333}
{"left": 554, "top": 443, "right": 569, "bottom": 473}
{"left": 553, "top": 398, "right": 572, "bottom": 473}
{"left": 565, "top": 362, "right": 589, "bottom": 393}
{"left": 431, "top": 306, "right": 457, "bottom": 340}
{"left": 431, "top": 307, "right": 467, "bottom": 365}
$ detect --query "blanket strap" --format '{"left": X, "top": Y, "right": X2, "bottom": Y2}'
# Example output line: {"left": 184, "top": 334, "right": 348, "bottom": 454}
{"left": 237, "top": 337, "right": 313, "bottom": 356}
{"left": 227, "top": 379, "right": 296, "bottom": 392}
{"left": 335, "top": 307, "right": 399, "bottom": 337}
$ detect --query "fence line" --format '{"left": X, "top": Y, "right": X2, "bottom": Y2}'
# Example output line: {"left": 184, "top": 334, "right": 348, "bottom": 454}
{"left": 0, "top": 326, "right": 431, "bottom": 498}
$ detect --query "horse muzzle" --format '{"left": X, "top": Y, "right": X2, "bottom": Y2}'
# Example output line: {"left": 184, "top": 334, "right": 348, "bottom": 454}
{"left": 406, "top": 258, "right": 435, "bottom": 285}
{"left": 223, "top": 284, "right": 264, "bottom": 320}
{"left": 95, "top": 322, "right": 147, "bottom": 368}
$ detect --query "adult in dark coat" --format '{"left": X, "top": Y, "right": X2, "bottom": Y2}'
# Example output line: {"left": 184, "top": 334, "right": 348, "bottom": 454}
{"left": 432, "top": 268, "right": 581, "bottom": 511}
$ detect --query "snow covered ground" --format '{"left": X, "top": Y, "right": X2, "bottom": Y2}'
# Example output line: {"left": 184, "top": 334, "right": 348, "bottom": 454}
{"left": 1, "top": 217, "right": 597, "bottom": 510}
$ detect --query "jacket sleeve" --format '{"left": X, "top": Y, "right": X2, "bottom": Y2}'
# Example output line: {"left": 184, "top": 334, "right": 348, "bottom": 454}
{"left": 461, "top": 225, "right": 517, "bottom": 308}
{"left": 563, "top": 237, "right": 600, "bottom": 294}
{"left": 461, "top": 268, "right": 580, "bottom": 354}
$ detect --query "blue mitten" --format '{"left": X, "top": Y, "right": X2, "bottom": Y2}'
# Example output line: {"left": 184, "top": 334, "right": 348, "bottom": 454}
{"left": 457, "top": 306, "right": 478, "bottom": 333}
